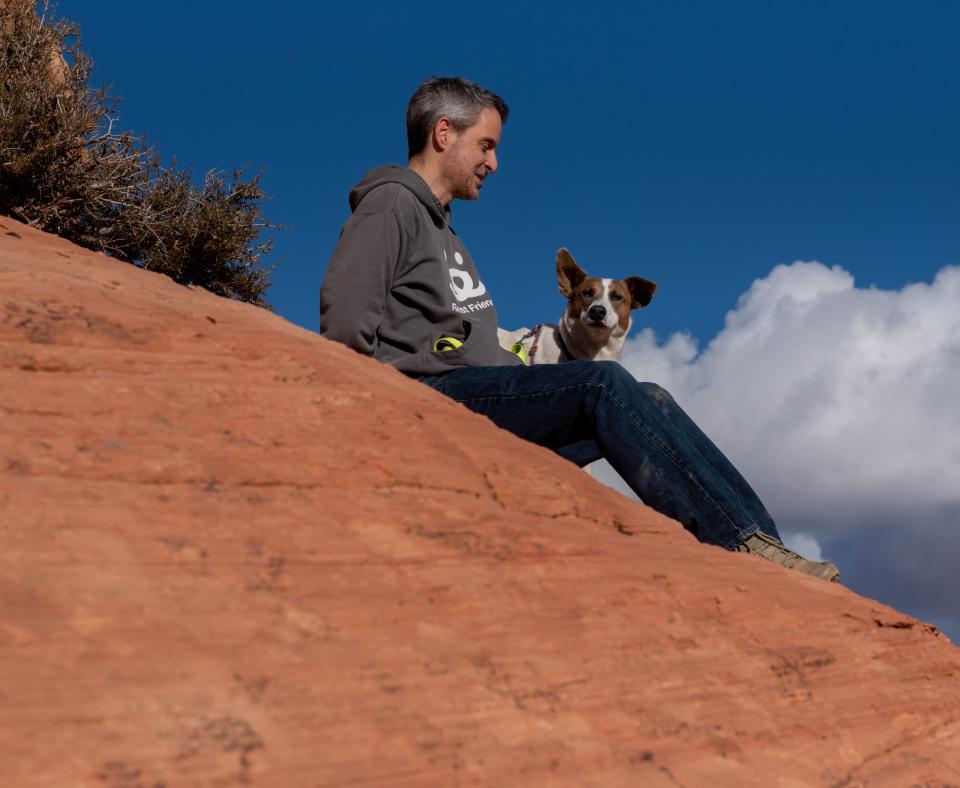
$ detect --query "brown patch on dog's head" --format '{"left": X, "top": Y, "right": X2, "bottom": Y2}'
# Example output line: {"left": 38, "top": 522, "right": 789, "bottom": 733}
{"left": 556, "top": 248, "right": 587, "bottom": 297}
{"left": 557, "top": 247, "right": 658, "bottom": 335}
{"left": 567, "top": 277, "right": 609, "bottom": 323}
{"left": 603, "top": 280, "right": 634, "bottom": 331}
{"left": 624, "top": 276, "right": 657, "bottom": 309}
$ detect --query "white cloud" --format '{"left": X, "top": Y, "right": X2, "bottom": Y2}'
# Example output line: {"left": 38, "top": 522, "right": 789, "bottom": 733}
{"left": 780, "top": 532, "right": 824, "bottom": 563}
{"left": 598, "top": 261, "right": 960, "bottom": 638}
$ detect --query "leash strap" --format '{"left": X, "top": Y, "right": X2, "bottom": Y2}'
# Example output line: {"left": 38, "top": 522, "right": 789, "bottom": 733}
{"left": 525, "top": 324, "right": 543, "bottom": 363}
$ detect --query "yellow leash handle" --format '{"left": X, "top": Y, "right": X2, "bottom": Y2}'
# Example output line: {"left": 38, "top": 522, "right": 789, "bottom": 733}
{"left": 433, "top": 336, "right": 463, "bottom": 352}
{"left": 509, "top": 342, "right": 529, "bottom": 364}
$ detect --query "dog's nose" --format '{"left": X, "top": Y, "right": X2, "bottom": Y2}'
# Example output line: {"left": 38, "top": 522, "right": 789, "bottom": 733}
{"left": 588, "top": 305, "right": 607, "bottom": 321}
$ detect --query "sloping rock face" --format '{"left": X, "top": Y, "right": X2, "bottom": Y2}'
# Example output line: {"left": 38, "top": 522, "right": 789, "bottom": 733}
{"left": 1, "top": 217, "right": 959, "bottom": 787}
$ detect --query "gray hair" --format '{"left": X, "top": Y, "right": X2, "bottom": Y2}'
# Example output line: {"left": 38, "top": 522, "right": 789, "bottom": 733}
{"left": 406, "top": 77, "right": 509, "bottom": 159}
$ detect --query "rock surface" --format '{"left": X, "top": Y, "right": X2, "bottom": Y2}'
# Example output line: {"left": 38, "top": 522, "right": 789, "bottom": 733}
{"left": 1, "top": 217, "right": 959, "bottom": 786}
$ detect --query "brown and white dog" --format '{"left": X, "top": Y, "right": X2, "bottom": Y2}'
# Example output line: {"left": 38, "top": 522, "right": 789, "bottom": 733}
{"left": 499, "top": 248, "right": 657, "bottom": 364}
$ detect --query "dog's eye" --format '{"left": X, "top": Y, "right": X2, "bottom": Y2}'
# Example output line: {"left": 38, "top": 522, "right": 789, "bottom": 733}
{"left": 581, "top": 288, "right": 594, "bottom": 298}
{"left": 610, "top": 292, "right": 624, "bottom": 301}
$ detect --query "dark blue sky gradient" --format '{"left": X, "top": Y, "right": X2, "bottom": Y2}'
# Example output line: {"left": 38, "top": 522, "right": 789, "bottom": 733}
{"left": 65, "top": 0, "right": 959, "bottom": 345}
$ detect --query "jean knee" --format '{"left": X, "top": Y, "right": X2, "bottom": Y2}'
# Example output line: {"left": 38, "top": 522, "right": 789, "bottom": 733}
{"left": 639, "top": 381, "right": 675, "bottom": 404}
{"left": 589, "top": 359, "right": 631, "bottom": 384}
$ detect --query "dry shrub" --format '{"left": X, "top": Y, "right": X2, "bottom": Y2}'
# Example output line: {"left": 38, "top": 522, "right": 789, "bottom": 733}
{"left": 0, "top": 0, "right": 276, "bottom": 306}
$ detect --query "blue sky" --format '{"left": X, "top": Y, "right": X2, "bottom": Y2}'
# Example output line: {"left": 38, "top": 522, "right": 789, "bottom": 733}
{"left": 68, "top": 0, "right": 959, "bottom": 342}
{"left": 60, "top": 0, "right": 960, "bottom": 639}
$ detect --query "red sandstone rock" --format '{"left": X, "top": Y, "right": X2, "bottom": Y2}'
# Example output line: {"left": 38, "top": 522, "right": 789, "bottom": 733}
{"left": 1, "top": 217, "right": 959, "bottom": 786}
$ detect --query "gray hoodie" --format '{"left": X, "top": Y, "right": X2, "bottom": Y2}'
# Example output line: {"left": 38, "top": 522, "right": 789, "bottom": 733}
{"left": 320, "top": 165, "right": 522, "bottom": 377}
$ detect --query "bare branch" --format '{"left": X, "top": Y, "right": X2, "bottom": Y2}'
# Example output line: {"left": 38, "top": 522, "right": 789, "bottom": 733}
{"left": 0, "top": 0, "right": 278, "bottom": 305}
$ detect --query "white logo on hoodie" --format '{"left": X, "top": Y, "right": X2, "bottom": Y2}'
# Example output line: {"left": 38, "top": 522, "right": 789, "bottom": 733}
{"left": 446, "top": 248, "right": 486, "bottom": 301}
{"left": 449, "top": 268, "right": 487, "bottom": 302}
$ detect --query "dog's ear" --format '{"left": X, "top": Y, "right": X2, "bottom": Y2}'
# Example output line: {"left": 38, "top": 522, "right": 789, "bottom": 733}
{"left": 556, "top": 248, "right": 587, "bottom": 297}
{"left": 625, "top": 276, "right": 657, "bottom": 309}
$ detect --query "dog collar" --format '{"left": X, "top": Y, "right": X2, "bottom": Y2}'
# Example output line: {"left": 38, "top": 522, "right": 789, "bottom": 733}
{"left": 554, "top": 329, "right": 574, "bottom": 362}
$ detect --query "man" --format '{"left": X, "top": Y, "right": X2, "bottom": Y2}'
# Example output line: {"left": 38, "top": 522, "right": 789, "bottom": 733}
{"left": 321, "top": 77, "right": 839, "bottom": 581}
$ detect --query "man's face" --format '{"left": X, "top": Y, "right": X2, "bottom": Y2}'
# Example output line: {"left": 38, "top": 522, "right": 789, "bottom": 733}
{"left": 445, "top": 107, "right": 501, "bottom": 201}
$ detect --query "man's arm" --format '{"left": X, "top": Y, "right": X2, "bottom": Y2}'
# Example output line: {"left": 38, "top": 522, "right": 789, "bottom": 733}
{"left": 320, "top": 210, "right": 404, "bottom": 356}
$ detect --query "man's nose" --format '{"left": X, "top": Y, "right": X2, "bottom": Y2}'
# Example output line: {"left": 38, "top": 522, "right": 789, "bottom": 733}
{"left": 486, "top": 149, "right": 498, "bottom": 173}
{"left": 588, "top": 305, "right": 606, "bottom": 321}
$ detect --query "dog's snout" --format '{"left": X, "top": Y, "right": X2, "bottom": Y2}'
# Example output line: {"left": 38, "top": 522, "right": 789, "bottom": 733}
{"left": 588, "top": 305, "right": 606, "bottom": 321}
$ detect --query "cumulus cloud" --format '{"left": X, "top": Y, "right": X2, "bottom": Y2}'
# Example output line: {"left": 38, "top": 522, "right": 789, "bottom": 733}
{"left": 596, "top": 261, "right": 960, "bottom": 640}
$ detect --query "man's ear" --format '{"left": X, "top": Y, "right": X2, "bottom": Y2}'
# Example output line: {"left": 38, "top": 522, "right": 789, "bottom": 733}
{"left": 625, "top": 276, "right": 658, "bottom": 309}
{"left": 556, "top": 248, "right": 587, "bottom": 297}
{"left": 432, "top": 117, "right": 453, "bottom": 151}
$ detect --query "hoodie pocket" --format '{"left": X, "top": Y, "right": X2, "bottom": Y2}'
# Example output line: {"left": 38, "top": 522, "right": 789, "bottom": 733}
{"left": 420, "top": 319, "right": 476, "bottom": 374}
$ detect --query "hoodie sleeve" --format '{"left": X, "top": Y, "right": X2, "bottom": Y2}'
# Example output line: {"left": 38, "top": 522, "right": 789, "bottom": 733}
{"left": 320, "top": 209, "right": 405, "bottom": 356}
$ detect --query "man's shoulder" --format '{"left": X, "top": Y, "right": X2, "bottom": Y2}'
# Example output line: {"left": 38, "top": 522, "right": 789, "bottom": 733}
{"left": 353, "top": 182, "right": 422, "bottom": 225}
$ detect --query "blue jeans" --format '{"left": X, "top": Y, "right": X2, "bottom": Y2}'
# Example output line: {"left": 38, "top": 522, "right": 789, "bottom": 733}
{"left": 421, "top": 360, "right": 780, "bottom": 549}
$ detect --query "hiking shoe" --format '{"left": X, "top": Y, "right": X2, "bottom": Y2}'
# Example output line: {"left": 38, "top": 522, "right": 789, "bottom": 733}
{"left": 737, "top": 531, "right": 841, "bottom": 583}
